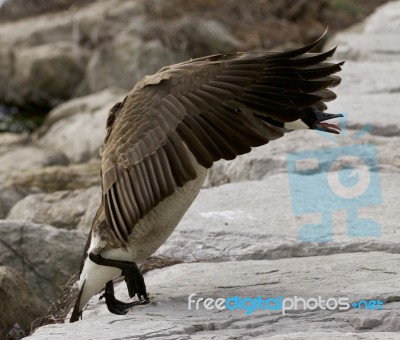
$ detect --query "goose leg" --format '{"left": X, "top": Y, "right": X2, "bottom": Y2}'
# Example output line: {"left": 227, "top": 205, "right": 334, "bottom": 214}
{"left": 99, "top": 280, "right": 146, "bottom": 315}
{"left": 89, "top": 252, "right": 149, "bottom": 315}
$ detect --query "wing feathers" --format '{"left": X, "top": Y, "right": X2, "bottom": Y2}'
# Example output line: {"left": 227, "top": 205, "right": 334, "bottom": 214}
{"left": 101, "top": 33, "right": 343, "bottom": 246}
{"left": 201, "top": 84, "right": 233, "bottom": 100}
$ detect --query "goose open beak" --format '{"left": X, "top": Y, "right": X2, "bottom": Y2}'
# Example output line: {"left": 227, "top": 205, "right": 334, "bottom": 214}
{"left": 313, "top": 112, "right": 343, "bottom": 134}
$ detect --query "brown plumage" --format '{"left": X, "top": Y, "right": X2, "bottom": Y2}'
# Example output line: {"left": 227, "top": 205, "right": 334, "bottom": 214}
{"left": 101, "top": 38, "right": 342, "bottom": 247}
{"left": 71, "top": 31, "right": 344, "bottom": 322}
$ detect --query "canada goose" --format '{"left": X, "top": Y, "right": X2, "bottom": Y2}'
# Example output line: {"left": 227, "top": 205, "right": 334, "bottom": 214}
{"left": 70, "top": 31, "right": 343, "bottom": 322}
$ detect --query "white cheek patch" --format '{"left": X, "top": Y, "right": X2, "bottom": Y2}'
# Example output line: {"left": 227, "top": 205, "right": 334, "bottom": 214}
{"left": 284, "top": 119, "right": 309, "bottom": 130}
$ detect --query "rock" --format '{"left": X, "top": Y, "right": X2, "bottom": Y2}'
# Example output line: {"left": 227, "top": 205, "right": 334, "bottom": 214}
{"left": 9, "top": 42, "right": 85, "bottom": 107}
{"left": 7, "top": 186, "right": 100, "bottom": 230}
{"left": 329, "top": 94, "right": 400, "bottom": 137}
{"left": 0, "top": 184, "right": 40, "bottom": 218}
{"left": 364, "top": 1, "right": 400, "bottom": 33}
{"left": 0, "top": 0, "right": 111, "bottom": 106}
{"left": 178, "top": 18, "right": 241, "bottom": 55}
{"left": 26, "top": 252, "right": 400, "bottom": 339}
{"left": 6, "top": 160, "right": 101, "bottom": 193}
{"left": 146, "top": 17, "right": 241, "bottom": 58}
{"left": 0, "top": 132, "right": 27, "bottom": 146}
{"left": 334, "top": 61, "right": 400, "bottom": 96}
{"left": 14, "top": 1, "right": 400, "bottom": 339}
{"left": 0, "top": 0, "right": 240, "bottom": 108}
{"left": 160, "top": 170, "right": 398, "bottom": 262}
{"left": 0, "top": 145, "right": 69, "bottom": 183}
{"left": 205, "top": 131, "right": 400, "bottom": 187}
{"left": 80, "top": 31, "right": 180, "bottom": 95}
{"left": 0, "top": 266, "right": 47, "bottom": 340}
{"left": 326, "top": 1, "right": 400, "bottom": 62}
{"left": 78, "top": 17, "right": 240, "bottom": 95}
{"left": 40, "top": 87, "right": 126, "bottom": 130}
{"left": 349, "top": 316, "right": 382, "bottom": 330}
{"left": 331, "top": 33, "right": 400, "bottom": 62}
{"left": 268, "top": 333, "right": 399, "bottom": 339}
{"left": 0, "top": 0, "right": 97, "bottom": 22}
{"left": 0, "top": 220, "right": 86, "bottom": 304}
{"left": 0, "top": 132, "right": 29, "bottom": 155}
{"left": 38, "top": 89, "right": 126, "bottom": 163}
{"left": 38, "top": 105, "right": 107, "bottom": 163}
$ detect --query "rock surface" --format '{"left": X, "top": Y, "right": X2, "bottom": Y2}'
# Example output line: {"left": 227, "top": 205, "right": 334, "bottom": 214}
{"left": 39, "top": 87, "right": 126, "bottom": 129}
{"left": 0, "top": 266, "right": 47, "bottom": 340}
{"left": 0, "top": 0, "right": 240, "bottom": 108}
{"left": 12, "top": 0, "right": 400, "bottom": 338}
{"left": 161, "top": 170, "right": 398, "bottom": 262}
{"left": 0, "top": 184, "right": 40, "bottom": 218}
{"left": 205, "top": 131, "right": 400, "bottom": 188}
{"left": 0, "top": 266, "right": 47, "bottom": 339}
{"left": 6, "top": 186, "right": 100, "bottom": 230}
{"left": 29, "top": 253, "right": 400, "bottom": 339}
{"left": 0, "top": 145, "right": 68, "bottom": 183}
{"left": 37, "top": 88, "right": 126, "bottom": 163}
{"left": 329, "top": 1, "right": 400, "bottom": 62}
{"left": 5, "top": 160, "right": 101, "bottom": 193}
{"left": 0, "top": 220, "right": 86, "bottom": 304}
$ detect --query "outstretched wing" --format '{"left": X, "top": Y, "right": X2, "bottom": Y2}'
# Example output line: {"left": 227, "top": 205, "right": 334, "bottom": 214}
{"left": 100, "top": 35, "right": 343, "bottom": 246}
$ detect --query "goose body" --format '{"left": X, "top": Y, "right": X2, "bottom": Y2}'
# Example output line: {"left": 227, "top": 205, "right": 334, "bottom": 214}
{"left": 71, "top": 32, "right": 344, "bottom": 321}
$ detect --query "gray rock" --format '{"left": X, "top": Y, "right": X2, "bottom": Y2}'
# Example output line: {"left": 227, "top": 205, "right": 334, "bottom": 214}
{"left": 349, "top": 316, "right": 382, "bottom": 330}
{"left": 6, "top": 160, "right": 101, "bottom": 193}
{"left": 0, "top": 266, "right": 47, "bottom": 340}
{"left": 7, "top": 186, "right": 100, "bottom": 230}
{"left": 326, "top": 1, "right": 400, "bottom": 62}
{"left": 0, "top": 132, "right": 27, "bottom": 146}
{"left": 0, "top": 220, "right": 86, "bottom": 304}
{"left": 37, "top": 89, "right": 126, "bottom": 163}
{"left": 364, "top": 1, "right": 400, "bottom": 33}
{"left": 79, "top": 17, "right": 240, "bottom": 95}
{"left": 328, "top": 93, "right": 400, "bottom": 137}
{"left": 0, "top": 145, "right": 69, "bottom": 183}
{"left": 335, "top": 61, "right": 400, "bottom": 95}
{"left": 160, "top": 170, "right": 398, "bottom": 262}
{"left": 0, "top": 0, "right": 114, "bottom": 106}
{"left": 205, "top": 131, "right": 400, "bottom": 187}
{"left": 8, "top": 42, "right": 85, "bottom": 107}
{"left": 39, "top": 106, "right": 107, "bottom": 163}
{"left": 0, "top": 184, "right": 40, "bottom": 219}
{"left": 0, "top": 0, "right": 97, "bottom": 22}
{"left": 268, "top": 332, "right": 400, "bottom": 340}
{"left": 0, "top": 0, "right": 240, "bottom": 107}
{"left": 331, "top": 33, "right": 400, "bottom": 62}
{"left": 27, "top": 252, "right": 400, "bottom": 339}
{"left": 41, "top": 87, "right": 126, "bottom": 129}
{"left": 81, "top": 31, "right": 181, "bottom": 95}
{"left": 152, "top": 17, "right": 241, "bottom": 58}
{"left": 0, "top": 132, "right": 28, "bottom": 156}
{"left": 0, "top": 6, "right": 77, "bottom": 46}
{"left": 16, "top": 1, "right": 400, "bottom": 339}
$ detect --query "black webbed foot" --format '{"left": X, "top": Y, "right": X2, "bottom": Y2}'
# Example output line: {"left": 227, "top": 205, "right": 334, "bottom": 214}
{"left": 89, "top": 252, "right": 149, "bottom": 315}
{"left": 100, "top": 280, "right": 148, "bottom": 315}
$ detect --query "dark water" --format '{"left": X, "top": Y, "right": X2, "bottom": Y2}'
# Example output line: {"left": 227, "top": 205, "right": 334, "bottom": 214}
{"left": 0, "top": 103, "right": 47, "bottom": 133}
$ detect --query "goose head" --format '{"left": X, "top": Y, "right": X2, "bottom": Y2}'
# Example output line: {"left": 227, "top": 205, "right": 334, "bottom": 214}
{"left": 284, "top": 108, "right": 343, "bottom": 134}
